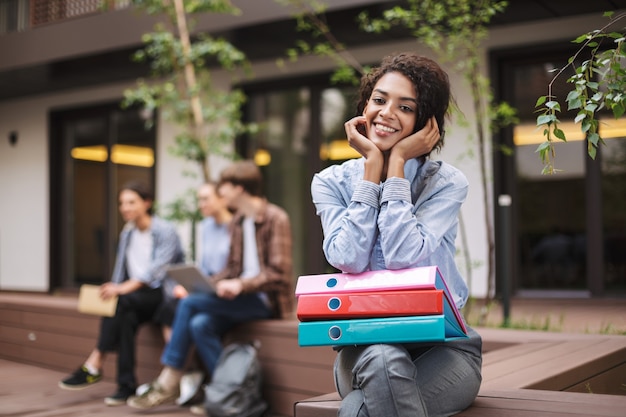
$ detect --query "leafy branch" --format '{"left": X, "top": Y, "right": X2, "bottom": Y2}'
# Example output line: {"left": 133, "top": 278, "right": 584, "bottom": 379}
{"left": 123, "top": 0, "right": 258, "bottom": 181}
{"left": 274, "top": 0, "right": 366, "bottom": 84}
{"left": 123, "top": 0, "right": 259, "bottom": 258}
{"left": 535, "top": 11, "right": 626, "bottom": 175}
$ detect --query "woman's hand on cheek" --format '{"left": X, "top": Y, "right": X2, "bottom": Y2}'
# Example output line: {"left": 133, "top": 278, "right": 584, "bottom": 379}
{"left": 391, "top": 116, "right": 440, "bottom": 161}
{"left": 345, "top": 116, "right": 382, "bottom": 160}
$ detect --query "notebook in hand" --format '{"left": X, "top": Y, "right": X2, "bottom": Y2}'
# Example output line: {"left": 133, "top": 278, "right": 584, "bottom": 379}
{"left": 78, "top": 284, "right": 118, "bottom": 317}
{"left": 167, "top": 264, "right": 215, "bottom": 294}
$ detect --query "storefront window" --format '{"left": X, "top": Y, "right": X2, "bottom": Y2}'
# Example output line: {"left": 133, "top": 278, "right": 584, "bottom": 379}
{"left": 497, "top": 48, "right": 626, "bottom": 296}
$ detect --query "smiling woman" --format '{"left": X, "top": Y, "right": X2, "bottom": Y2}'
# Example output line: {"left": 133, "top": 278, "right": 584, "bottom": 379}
{"left": 311, "top": 52, "right": 481, "bottom": 417}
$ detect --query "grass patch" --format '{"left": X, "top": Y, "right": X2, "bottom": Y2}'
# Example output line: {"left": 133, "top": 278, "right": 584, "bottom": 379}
{"left": 498, "top": 314, "right": 564, "bottom": 332}
{"left": 462, "top": 299, "right": 626, "bottom": 334}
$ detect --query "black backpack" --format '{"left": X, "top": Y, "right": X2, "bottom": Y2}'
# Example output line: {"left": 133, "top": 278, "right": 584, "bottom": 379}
{"left": 202, "top": 342, "right": 268, "bottom": 417}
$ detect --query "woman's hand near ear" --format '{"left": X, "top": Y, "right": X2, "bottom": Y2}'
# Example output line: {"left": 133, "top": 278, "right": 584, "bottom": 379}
{"left": 387, "top": 117, "right": 440, "bottom": 179}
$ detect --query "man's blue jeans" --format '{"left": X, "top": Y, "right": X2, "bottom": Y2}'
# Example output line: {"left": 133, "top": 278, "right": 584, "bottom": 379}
{"left": 161, "top": 292, "right": 271, "bottom": 374}
{"left": 334, "top": 327, "right": 482, "bottom": 417}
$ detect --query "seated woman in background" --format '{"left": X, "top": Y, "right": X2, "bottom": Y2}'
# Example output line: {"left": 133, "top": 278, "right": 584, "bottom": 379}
{"left": 58, "top": 180, "right": 184, "bottom": 407}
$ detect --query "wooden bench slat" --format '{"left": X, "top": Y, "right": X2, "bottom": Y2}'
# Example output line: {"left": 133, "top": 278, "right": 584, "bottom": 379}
{"left": 565, "top": 362, "right": 626, "bottom": 395}
{"left": 463, "top": 389, "right": 626, "bottom": 417}
{"left": 481, "top": 341, "right": 555, "bottom": 365}
{"left": 262, "top": 360, "right": 335, "bottom": 394}
{"left": 482, "top": 339, "right": 626, "bottom": 390}
{"left": 295, "top": 389, "right": 626, "bottom": 417}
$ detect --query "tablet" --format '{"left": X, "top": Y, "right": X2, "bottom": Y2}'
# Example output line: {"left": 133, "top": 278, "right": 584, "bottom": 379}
{"left": 167, "top": 264, "right": 215, "bottom": 294}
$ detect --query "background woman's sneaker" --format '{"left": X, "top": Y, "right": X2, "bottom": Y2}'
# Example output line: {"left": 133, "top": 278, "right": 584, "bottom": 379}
{"left": 58, "top": 366, "right": 102, "bottom": 390}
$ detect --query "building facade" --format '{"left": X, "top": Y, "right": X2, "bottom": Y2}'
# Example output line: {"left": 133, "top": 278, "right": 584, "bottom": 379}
{"left": 0, "top": 0, "right": 624, "bottom": 299}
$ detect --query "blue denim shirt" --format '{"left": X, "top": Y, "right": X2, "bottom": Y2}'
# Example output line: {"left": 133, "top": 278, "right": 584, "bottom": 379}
{"left": 311, "top": 157, "right": 469, "bottom": 309}
{"left": 111, "top": 216, "right": 185, "bottom": 294}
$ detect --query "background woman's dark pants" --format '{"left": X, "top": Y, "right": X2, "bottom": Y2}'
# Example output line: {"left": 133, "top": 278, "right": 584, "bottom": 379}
{"left": 96, "top": 287, "right": 163, "bottom": 390}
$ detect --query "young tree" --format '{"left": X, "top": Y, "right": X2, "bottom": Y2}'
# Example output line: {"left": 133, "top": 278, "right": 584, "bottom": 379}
{"left": 122, "top": 0, "right": 258, "bottom": 259}
{"left": 124, "top": 0, "right": 257, "bottom": 181}
{"left": 535, "top": 11, "right": 626, "bottom": 174}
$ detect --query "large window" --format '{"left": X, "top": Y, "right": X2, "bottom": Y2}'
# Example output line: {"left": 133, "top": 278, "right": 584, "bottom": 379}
{"left": 242, "top": 79, "right": 358, "bottom": 278}
{"left": 494, "top": 46, "right": 626, "bottom": 296}
{"left": 50, "top": 103, "right": 156, "bottom": 289}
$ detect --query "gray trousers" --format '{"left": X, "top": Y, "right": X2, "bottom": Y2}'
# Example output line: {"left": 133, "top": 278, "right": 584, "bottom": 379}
{"left": 334, "top": 326, "right": 482, "bottom": 417}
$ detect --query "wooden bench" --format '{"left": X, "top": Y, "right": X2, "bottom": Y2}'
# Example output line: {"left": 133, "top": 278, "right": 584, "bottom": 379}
{"left": 0, "top": 293, "right": 336, "bottom": 417}
{"left": 294, "top": 327, "right": 626, "bottom": 416}
{"left": 2, "top": 293, "right": 625, "bottom": 417}
{"left": 295, "top": 389, "right": 626, "bottom": 417}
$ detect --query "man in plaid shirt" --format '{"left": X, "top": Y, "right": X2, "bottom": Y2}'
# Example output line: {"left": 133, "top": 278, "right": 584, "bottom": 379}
{"left": 128, "top": 160, "right": 294, "bottom": 410}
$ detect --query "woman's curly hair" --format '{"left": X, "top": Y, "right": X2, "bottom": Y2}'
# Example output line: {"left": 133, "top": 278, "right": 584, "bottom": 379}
{"left": 356, "top": 52, "right": 452, "bottom": 155}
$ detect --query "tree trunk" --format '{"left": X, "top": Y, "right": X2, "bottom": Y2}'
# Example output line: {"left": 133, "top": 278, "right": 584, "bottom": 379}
{"left": 172, "top": 0, "right": 210, "bottom": 181}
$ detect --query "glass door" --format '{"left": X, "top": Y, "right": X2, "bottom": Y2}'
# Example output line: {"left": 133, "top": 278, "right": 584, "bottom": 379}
{"left": 494, "top": 46, "right": 626, "bottom": 296}
{"left": 50, "top": 103, "right": 156, "bottom": 289}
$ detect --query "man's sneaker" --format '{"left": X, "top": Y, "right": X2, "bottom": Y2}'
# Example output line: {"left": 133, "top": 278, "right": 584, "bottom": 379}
{"left": 104, "top": 385, "right": 136, "bottom": 406}
{"left": 58, "top": 366, "right": 102, "bottom": 390}
{"left": 126, "top": 381, "right": 179, "bottom": 409}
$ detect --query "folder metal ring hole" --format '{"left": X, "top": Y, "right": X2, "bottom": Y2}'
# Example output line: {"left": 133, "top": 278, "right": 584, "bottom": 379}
{"left": 326, "top": 278, "right": 338, "bottom": 288}
{"left": 329, "top": 326, "right": 342, "bottom": 340}
{"left": 327, "top": 297, "right": 341, "bottom": 311}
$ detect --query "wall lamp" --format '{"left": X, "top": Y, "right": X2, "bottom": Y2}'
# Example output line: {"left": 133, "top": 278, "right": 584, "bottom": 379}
{"left": 9, "top": 131, "right": 18, "bottom": 146}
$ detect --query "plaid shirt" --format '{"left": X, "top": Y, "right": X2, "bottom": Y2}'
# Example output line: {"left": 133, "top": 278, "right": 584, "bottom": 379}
{"left": 212, "top": 199, "right": 294, "bottom": 319}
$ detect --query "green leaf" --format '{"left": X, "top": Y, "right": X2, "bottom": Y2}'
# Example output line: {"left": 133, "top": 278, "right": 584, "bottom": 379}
{"left": 545, "top": 100, "right": 561, "bottom": 111}
{"left": 587, "top": 81, "right": 599, "bottom": 90}
{"left": 553, "top": 128, "right": 566, "bottom": 141}
{"left": 591, "top": 92, "right": 603, "bottom": 102}
{"left": 574, "top": 113, "right": 586, "bottom": 124}
{"left": 537, "top": 114, "right": 555, "bottom": 126}
{"left": 535, "top": 96, "right": 547, "bottom": 107}
{"left": 565, "top": 90, "right": 580, "bottom": 101}
{"left": 536, "top": 141, "right": 551, "bottom": 152}
{"left": 588, "top": 143, "right": 597, "bottom": 160}
{"left": 567, "top": 97, "right": 582, "bottom": 111}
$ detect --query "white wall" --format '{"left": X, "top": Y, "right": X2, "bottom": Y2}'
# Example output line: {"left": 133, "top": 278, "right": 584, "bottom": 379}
{"left": 0, "top": 99, "right": 49, "bottom": 291}
{"left": 0, "top": 82, "right": 190, "bottom": 291}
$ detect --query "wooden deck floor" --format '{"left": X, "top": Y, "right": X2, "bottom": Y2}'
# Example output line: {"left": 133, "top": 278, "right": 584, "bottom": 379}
{"left": 0, "top": 359, "right": 196, "bottom": 417}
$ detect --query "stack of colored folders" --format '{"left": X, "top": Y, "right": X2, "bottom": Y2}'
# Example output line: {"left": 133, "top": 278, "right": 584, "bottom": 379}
{"left": 295, "top": 266, "right": 468, "bottom": 346}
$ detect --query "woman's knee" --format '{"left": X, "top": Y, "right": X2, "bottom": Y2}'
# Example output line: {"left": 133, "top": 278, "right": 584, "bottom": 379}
{"left": 355, "top": 344, "right": 415, "bottom": 380}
